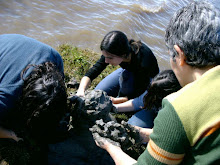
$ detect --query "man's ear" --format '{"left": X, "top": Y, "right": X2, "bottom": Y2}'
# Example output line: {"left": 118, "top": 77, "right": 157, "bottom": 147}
{"left": 174, "top": 45, "right": 186, "bottom": 66}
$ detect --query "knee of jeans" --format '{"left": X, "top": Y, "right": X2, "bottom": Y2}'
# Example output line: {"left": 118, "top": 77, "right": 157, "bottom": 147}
{"left": 128, "top": 115, "right": 154, "bottom": 128}
{"left": 120, "top": 70, "right": 134, "bottom": 82}
{"left": 127, "top": 118, "right": 144, "bottom": 128}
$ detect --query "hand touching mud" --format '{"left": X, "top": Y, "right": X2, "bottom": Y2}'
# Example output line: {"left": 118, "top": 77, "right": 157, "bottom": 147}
{"left": 90, "top": 119, "right": 142, "bottom": 151}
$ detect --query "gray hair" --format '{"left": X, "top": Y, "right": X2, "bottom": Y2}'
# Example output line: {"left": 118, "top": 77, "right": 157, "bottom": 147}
{"left": 165, "top": 1, "right": 220, "bottom": 67}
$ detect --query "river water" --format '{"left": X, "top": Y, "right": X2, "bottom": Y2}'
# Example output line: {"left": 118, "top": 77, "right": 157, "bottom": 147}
{"left": 0, "top": 0, "right": 219, "bottom": 69}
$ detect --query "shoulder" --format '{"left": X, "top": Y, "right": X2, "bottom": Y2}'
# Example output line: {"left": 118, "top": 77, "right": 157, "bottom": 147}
{"left": 138, "top": 100, "right": 189, "bottom": 164}
{"left": 137, "top": 42, "right": 157, "bottom": 64}
{"left": 0, "top": 34, "right": 56, "bottom": 52}
{"left": 139, "top": 42, "right": 154, "bottom": 55}
{"left": 164, "top": 66, "right": 220, "bottom": 145}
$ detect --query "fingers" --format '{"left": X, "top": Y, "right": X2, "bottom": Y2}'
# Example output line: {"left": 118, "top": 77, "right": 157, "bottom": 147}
{"left": 90, "top": 124, "right": 104, "bottom": 135}
{"left": 17, "top": 137, "right": 24, "bottom": 142}
{"left": 92, "top": 132, "right": 105, "bottom": 147}
{"left": 76, "top": 92, "right": 85, "bottom": 97}
{"left": 76, "top": 89, "right": 85, "bottom": 97}
{"left": 92, "top": 132, "right": 111, "bottom": 149}
{"left": 90, "top": 119, "right": 144, "bottom": 151}
{"left": 110, "top": 96, "right": 114, "bottom": 101}
{"left": 90, "top": 119, "right": 126, "bottom": 147}
{"left": 68, "top": 95, "right": 85, "bottom": 111}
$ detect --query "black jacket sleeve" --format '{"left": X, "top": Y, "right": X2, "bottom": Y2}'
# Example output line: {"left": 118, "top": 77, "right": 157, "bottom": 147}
{"left": 85, "top": 55, "right": 108, "bottom": 81}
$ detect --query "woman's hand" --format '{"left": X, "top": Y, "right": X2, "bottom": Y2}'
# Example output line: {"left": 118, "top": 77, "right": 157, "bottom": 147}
{"left": 0, "top": 127, "right": 23, "bottom": 142}
{"left": 91, "top": 121, "right": 138, "bottom": 165}
{"left": 10, "top": 131, "right": 23, "bottom": 142}
{"left": 76, "top": 76, "right": 91, "bottom": 97}
{"left": 76, "top": 90, "right": 85, "bottom": 97}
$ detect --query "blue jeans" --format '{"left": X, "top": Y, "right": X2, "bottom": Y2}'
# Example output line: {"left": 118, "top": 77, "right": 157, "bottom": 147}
{"left": 95, "top": 68, "right": 135, "bottom": 98}
{"left": 128, "top": 109, "right": 156, "bottom": 128}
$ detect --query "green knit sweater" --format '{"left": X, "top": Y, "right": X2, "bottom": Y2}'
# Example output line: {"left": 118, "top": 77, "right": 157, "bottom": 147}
{"left": 136, "top": 66, "right": 220, "bottom": 165}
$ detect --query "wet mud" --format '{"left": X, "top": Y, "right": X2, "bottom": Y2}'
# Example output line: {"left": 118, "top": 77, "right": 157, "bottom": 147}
{"left": 48, "top": 90, "right": 116, "bottom": 165}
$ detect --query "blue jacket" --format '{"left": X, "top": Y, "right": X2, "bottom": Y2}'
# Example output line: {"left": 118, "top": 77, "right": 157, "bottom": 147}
{"left": 0, "top": 34, "right": 64, "bottom": 125}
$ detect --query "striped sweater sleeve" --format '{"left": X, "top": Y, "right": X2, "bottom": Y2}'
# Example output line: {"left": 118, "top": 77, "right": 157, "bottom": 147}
{"left": 135, "top": 99, "right": 190, "bottom": 165}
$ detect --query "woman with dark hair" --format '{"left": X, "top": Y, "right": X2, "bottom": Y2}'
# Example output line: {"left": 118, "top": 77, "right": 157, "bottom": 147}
{"left": 0, "top": 34, "right": 66, "bottom": 164}
{"left": 19, "top": 62, "right": 67, "bottom": 142}
{"left": 143, "top": 69, "right": 181, "bottom": 111}
{"left": 76, "top": 31, "right": 159, "bottom": 101}
{"left": 0, "top": 34, "right": 64, "bottom": 141}
{"left": 115, "top": 69, "right": 181, "bottom": 128}
{"left": 0, "top": 62, "right": 67, "bottom": 165}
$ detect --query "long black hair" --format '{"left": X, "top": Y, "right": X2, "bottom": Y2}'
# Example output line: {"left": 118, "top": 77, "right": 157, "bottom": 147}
{"left": 100, "top": 30, "right": 142, "bottom": 58}
{"left": 143, "top": 70, "right": 181, "bottom": 111}
{"left": 20, "top": 62, "right": 67, "bottom": 141}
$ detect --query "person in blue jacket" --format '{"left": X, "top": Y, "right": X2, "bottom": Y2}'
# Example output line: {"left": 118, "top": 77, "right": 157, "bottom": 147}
{"left": 0, "top": 34, "right": 64, "bottom": 141}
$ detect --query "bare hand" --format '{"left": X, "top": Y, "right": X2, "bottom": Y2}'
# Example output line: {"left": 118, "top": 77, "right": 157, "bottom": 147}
{"left": 10, "top": 131, "right": 23, "bottom": 142}
{"left": 76, "top": 90, "right": 85, "bottom": 97}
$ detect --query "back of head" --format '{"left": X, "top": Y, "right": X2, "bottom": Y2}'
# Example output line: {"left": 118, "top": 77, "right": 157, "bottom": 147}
{"left": 100, "top": 30, "right": 130, "bottom": 57}
{"left": 165, "top": 1, "right": 220, "bottom": 67}
{"left": 143, "top": 70, "right": 181, "bottom": 110}
{"left": 20, "top": 62, "right": 67, "bottom": 141}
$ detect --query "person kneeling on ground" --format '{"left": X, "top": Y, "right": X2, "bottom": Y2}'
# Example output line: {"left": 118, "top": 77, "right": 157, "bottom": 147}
{"left": 76, "top": 30, "right": 159, "bottom": 99}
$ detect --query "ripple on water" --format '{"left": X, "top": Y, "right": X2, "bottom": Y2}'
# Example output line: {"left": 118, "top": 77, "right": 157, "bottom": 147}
{"left": 0, "top": 0, "right": 219, "bottom": 69}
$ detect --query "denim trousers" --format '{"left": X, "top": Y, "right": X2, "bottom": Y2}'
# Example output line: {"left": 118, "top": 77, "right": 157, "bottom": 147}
{"left": 95, "top": 68, "right": 134, "bottom": 98}
{"left": 128, "top": 109, "right": 156, "bottom": 128}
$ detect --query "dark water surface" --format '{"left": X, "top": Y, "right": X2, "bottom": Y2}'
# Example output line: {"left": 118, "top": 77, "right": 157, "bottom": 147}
{"left": 0, "top": 0, "right": 219, "bottom": 69}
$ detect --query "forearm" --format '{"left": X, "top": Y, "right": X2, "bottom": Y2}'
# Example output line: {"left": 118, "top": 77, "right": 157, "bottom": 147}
{"left": 106, "top": 144, "right": 137, "bottom": 165}
{"left": 77, "top": 76, "right": 91, "bottom": 96}
{"left": 0, "top": 126, "right": 20, "bottom": 141}
{"left": 114, "top": 99, "right": 135, "bottom": 112}
{"left": 111, "top": 97, "right": 128, "bottom": 104}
